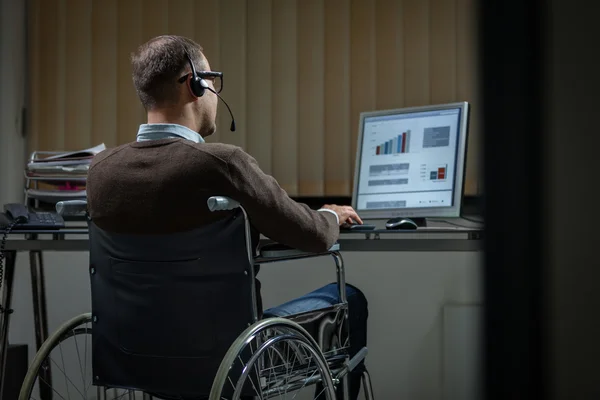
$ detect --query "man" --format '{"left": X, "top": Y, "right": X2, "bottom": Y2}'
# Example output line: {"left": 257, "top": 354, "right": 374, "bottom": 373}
{"left": 86, "top": 35, "right": 368, "bottom": 399}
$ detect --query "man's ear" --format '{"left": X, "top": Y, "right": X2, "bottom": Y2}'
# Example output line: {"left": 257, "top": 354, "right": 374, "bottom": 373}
{"left": 185, "top": 75, "right": 199, "bottom": 100}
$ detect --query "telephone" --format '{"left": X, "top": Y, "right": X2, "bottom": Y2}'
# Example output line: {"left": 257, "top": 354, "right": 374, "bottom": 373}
{"left": 1, "top": 203, "right": 65, "bottom": 230}
{"left": 1, "top": 203, "right": 66, "bottom": 315}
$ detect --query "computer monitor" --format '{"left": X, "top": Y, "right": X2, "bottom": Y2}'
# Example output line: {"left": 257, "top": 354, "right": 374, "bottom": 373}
{"left": 352, "top": 102, "right": 470, "bottom": 224}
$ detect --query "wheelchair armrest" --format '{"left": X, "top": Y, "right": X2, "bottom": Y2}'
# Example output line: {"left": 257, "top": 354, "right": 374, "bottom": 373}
{"left": 207, "top": 196, "right": 240, "bottom": 212}
{"left": 258, "top": 242, "right": 340, "bottom": 260}
{"left": 55, "top": 200, "right": 88, "bottom": 216}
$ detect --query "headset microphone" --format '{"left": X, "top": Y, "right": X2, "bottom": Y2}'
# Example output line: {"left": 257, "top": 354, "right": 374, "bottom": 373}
{"left": 204, "top": 85, "right": 236, "bottom": 132}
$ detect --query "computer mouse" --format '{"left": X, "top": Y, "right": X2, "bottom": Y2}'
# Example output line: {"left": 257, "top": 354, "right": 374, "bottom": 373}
{"left": 385, "top": 217, "right": 418, "bottom": 230}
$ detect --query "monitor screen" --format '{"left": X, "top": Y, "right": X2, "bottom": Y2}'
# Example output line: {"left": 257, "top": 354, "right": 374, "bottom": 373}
{"left": 352, "top": 102, "right": 470, "bottom": 220}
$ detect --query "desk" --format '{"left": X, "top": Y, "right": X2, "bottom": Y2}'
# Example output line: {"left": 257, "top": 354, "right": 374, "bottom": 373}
{"left": 0, "top": 224, "right": 482, "bottom": 395}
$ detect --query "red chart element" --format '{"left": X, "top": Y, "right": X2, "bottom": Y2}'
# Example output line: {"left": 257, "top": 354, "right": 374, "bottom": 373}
{"left": 438, "top": 167, "right": 446, "bottom": 179}
{"left": 401, "top": 132, "right": 406, "bottom": 153}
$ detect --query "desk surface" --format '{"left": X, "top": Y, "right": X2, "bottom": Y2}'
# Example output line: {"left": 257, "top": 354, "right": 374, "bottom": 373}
{"left": 4, "top": 219, "right": 483, "bottom": 252}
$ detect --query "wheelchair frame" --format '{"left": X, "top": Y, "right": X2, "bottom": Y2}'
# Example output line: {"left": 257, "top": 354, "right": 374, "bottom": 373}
{"left": 17, "top": 197, "right": 372, "bottom": 400}
{"left": 207, "top": 195, "right": 347, "bottom": 322}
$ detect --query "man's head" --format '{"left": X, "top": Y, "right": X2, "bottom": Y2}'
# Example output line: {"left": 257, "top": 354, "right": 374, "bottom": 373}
{"left": 131, "top": 35, "right": 219, "bottom": 137}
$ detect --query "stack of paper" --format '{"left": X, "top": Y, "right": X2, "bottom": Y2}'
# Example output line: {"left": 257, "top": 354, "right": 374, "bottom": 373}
{"left": 25, "top": 143, "right": 106, "bottom": 207}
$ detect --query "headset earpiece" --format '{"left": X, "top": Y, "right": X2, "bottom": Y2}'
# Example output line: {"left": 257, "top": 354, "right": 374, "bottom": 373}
{"left": 184, "top": 50, "right": 206, "bottom": 98}
{"left": 200, "top": 79, "right": 208, "bottom": 87}
{"left": 189, "top": 75, "right": 206, "bottom": 98}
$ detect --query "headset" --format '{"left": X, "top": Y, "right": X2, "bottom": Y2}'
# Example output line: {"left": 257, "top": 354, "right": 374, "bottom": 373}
{"left": 180, "top": 43, "right": 236, "bottom": 131}
{"left": 183, "top": 50, "right": 209, "bottom": 98}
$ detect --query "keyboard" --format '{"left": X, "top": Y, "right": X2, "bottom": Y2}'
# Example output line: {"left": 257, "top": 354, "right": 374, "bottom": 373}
{"left": 340, "top": 223, "right": 376, "bottom": 232}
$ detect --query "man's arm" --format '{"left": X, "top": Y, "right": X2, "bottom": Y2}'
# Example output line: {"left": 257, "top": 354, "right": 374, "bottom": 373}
{"left": 223, "top": 148, "right": 339, "bottom": 253}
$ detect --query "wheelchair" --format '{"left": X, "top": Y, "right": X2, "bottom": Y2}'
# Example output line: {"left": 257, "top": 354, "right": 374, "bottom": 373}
{"left": 18, "top": 197, "right": 374, "bottom": 400}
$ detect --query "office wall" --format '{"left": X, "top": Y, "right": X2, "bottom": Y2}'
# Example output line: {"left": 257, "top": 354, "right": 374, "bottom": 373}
{"left": 0, "top": 0, "right": 27, "bottom": 205}
{"left": 27, "top": 0, "right": 481, "bottom": 196}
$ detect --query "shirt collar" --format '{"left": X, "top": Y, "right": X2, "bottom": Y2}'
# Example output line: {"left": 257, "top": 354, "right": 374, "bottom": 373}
{"left": 136, "top": 123, "right": 205, "bottom": 143}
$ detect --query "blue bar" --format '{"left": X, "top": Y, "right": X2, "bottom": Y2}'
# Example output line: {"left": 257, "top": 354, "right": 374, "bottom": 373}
{"left": 388, "top": 140, "right": 393, "bottom": 154}
{"left": 397, "top": 135, "right": 402, "bottom": 153}
{"left": 384, "top": 141, "right": 388, "bottom": 154}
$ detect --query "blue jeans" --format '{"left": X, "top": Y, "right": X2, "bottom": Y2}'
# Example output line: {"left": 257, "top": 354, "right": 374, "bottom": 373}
{"left": 263, "top": 283, "right": 369, "bottom": 400}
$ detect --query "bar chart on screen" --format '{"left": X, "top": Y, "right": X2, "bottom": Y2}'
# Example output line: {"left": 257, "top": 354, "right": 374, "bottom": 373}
{"left": 374, "top": 130, "right": 411, "bottom": 155}
{"left": 420, "top": 163, "right": 448, "bottom": 182}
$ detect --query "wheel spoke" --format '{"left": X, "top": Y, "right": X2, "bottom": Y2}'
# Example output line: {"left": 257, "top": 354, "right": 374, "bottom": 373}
{"left": 211, "top": 319, "right": 338, "bottom": 400}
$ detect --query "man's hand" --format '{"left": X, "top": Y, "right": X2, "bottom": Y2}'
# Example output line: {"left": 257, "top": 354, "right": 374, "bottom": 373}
{"left": 321, "top": 204, "right": 363, "bottom": 226}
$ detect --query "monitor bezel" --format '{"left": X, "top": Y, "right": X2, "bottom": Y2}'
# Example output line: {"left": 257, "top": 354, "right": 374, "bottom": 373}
{"left": 351, "top": 101, "right": 470, "bottom": 220}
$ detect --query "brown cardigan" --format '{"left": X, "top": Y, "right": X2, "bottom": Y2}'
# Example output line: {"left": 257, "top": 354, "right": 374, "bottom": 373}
{"left": 86, "top": 138, "right": 339, "bottom": 253}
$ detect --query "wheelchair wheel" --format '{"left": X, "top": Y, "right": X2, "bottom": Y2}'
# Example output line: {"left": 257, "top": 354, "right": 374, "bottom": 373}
{"left": 209, "top": 317, "right": 338, "bottom": 400}
{"left": 18, "top": 313, "right": 135, "bottom": 400}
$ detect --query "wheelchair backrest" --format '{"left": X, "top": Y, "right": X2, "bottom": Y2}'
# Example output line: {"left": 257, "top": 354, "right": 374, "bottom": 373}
{"left": 87, "top": 210, "right": 255, "bottom": 398}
